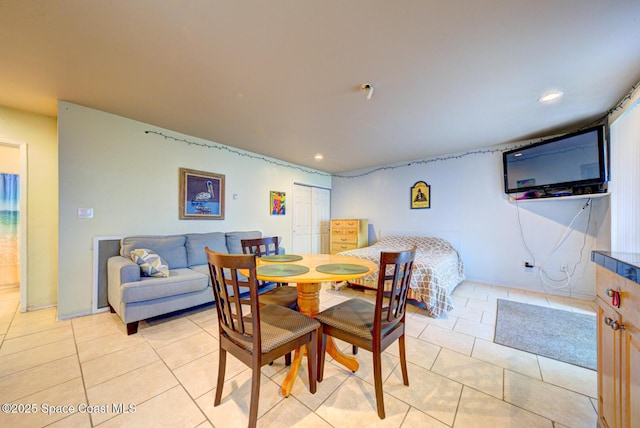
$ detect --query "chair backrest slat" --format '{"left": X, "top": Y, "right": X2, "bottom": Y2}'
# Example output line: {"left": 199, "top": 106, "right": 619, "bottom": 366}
{"left": 374, "top": 247, "right": 416, "bottom": 333}
{"left": 242, "top": 237, "right": 283, "bottom": 287}
{"left": 206, "top": 248, "right": 262, "bottom": 351}
{"left": 241, "top": 236, "right": 279, "bottom": 257}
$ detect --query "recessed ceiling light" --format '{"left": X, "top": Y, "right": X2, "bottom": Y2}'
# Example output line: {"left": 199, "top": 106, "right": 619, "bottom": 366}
{"left": 538, "top": 91, "right": 563, "bottom": 103}
{"left": 314, "top": 154, "right": 324, "bottom": 161}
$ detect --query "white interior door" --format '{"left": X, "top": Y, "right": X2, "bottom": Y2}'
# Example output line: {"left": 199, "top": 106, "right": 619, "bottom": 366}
{"left": 311, "top": 187, "right": 331, "bottom": 254}
{"left": 292, "top": 184, "right": 312, "bottom": 254}
{"left": 292, "top": 184, "right": 331, "bottom": 254}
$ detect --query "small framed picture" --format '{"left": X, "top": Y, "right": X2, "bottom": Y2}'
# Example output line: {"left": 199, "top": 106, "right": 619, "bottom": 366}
{"left": 179, "top": 168, "right": 225, "bottom": 220}
{"left": 410, "top": 181, "right": 430, "bottom": 209}
{"left": 270, "top": 191, "right": 286, "bottom": 215}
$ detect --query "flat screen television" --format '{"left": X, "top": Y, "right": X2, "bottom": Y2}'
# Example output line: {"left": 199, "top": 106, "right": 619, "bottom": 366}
{"left": 503, "top": 125, "right": 608, "bottom": 196}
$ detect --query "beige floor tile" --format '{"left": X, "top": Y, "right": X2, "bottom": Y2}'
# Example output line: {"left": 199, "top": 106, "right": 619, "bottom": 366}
{"left": 173, "top": 350, "right": 247, "bottom": 399}
{"left": 315, "top": 375, "right": 410, "bottom": 427}
{"left": 454, "top": 386, "right": 552, "bottom": 427}
{"left": 86, "top": 360, "right": 179, "bottom": 425}
{"left": 400, "top": 407, "right": 449, "bottom": 428}
{"left": 452, "top": 282, "right": 489, "bottom": 301}
{"left": 448, "top": 305, "right": 484, "bottom": 323}
{"left": 0, "top": 285, "right": 604, "bottom": 427}
{"left": 5, "top": 308, "right": 70, "bottom": 339}
{"left": 384, "top": 335, "right": 440, "bottom": 371}
{"left": 450, "top": 295, "right": 469, "bottom": 308}
{"left": 71, "top": 310, "right": 116, "bottom": 330}
{"left": 350, "top": 348, "right": 400, "bottom": 386}
{"left": 0, "top": 377, "right": 87, "bottom": 428}
{"left": 72, "top": 312, "right": 123, "bottom": 343}
{"left": 0, "top": 337, "right": 77, "bottom": 377}
{"left": 538, "top": 356, "right": 597, "bottom": 398}
{"left": 196, "top": 371, "right": 285, "bottom": 426}
{"left": 419, "top": 324, "right": 475, "bottom": 356}
{"left": 141, "top": 316, "right": 203, "bottom": 349}
{"left": 404, "top": 316, "right": 428, "bottom": 338}
{"left": 0, "top": 324, "right": 73, "bottom": 356}
{"left": 186, "top": 306, "right": 217, "bottom": 325}
{"left": 431, "top": 348, "right": 503, "bottom": 399}
{"left": 0, "top": 355, "right": 81, "bottom": 403}
{"left": 82, "top": 340, "right": 160, "bottom": 388}
{"left": 0, "top": 311, "right": 14, "bottom": 324}
{"left": 471, "top": 338, "right": 541, "bottom": 379}
{"left": 504, "top": 370, "right": 597, "bottom": 428}
{"left": 47, "top": 411, "right": 92, "bottom": 427}
{"left": 259, "top": 395, "right": 333, "bottom": 427}
{"left": 464, "top": 296, "right": 497, "bottom": 313}
{"left": 76, "top": 330, "right": 147, "bottom": 362}
{"left": 385, "top": 362, "right": 462, "bottom": 426}
{"left": 156, "top": 330, "right": 218, "bottom": 370}
{"left": 426, "top": 314, "right": 457, "bottom": 331}
{"left": 196, "top": 317, "right": 219, "bottom": 336}
{"left": 98, "top": 385, "right": 206, "bottom": 428}
{"left": 480, "top": 310, "right": 496, "bottom": 325}
{"left": 276, "top": 358, "right": 350, "bottom": 411}
{"left": 453, "top": 318, "right": 495, "bottom": 341}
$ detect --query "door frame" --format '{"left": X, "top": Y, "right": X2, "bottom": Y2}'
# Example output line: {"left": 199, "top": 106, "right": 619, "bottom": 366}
{"left": 0, "top": 139, "right": 28, "bottom": 312}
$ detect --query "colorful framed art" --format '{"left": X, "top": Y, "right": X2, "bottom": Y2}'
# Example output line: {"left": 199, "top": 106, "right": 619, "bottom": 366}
{"left": 179, "top": 168, "right": 225, "bottom": 220}
{"left": 270, "top": 191, "right": 286, "bottom": 215}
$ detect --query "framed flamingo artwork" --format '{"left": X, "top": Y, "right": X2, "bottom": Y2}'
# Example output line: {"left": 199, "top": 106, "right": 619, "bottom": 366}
{"left": 179, "top": 168, "right": 225, "bottom": 220}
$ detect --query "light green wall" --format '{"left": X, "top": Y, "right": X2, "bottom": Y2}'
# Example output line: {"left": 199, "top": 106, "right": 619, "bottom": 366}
{"left": 0, "top": 105, "right": 58, "bottom": 308}
{"left": 57, "top": 101, "right": 331, "bottom": 318}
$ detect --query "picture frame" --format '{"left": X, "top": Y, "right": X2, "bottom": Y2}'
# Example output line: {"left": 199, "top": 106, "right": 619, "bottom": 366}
{"left": 179, "top": 168, "right": 225, "bottom": 220}
{"left": 270, "top": 190, "right": 286, "bottom": 215}
{"left": 410, "top": 181, "right": 430, "bottom": 209}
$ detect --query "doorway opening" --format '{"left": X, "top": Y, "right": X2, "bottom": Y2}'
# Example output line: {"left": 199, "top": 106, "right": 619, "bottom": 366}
{"left": 0, "top": 141, "right": 27, "bottom": 312}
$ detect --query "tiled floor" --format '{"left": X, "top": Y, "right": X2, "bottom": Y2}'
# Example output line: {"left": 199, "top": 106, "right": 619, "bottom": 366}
{"left": 0, "top": 282, "right": 598, "bottom": 428}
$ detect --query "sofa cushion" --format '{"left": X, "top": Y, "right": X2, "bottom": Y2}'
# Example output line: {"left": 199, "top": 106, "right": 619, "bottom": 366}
{"left": 225, "top": 230, "right": 262, "bottom": 254}
{"left": 121, "top": 268, "right": 210, "bottom": 303}
{"left": 130, "top": 248, "right": 170, "bottom": 278}
{"left": 185, "top": 232, "right": 228, "bottom": 267}
{"left": 121, "top": 235, "right": 188, "bottom": 269}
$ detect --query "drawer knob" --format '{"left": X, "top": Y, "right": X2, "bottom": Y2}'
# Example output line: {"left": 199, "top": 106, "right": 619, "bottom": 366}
{"left": 605, "top": 288, "right": 621, "bottom": 308}
{"left": 604, "top": 317, "right": 625, "bottom": 330}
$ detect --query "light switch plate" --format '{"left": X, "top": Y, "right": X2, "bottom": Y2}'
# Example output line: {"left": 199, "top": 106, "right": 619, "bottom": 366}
{"left": 78, "top": 208, "right": 94, "bottom": 219}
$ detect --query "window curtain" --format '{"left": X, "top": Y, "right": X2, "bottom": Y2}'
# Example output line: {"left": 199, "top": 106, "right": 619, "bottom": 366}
{"left": 0, "top": 173, "right": 19, "bottom": 285}
{"left": 610, "top": 99, "right": 640, "bottom": 253}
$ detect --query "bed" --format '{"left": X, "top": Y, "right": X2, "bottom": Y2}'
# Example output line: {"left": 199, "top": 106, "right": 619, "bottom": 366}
{"left": 337, "top": 234, "right": 465, "bottom": 317}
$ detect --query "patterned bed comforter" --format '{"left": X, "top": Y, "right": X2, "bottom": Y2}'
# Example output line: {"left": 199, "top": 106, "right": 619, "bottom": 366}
{"left": 337, "top": 236, "right": 465, "bottom": 317}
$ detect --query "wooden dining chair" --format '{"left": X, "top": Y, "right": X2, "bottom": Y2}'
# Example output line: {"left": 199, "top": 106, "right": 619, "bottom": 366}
{"left": 205, "top": 248, "right": 319, "bottom": 428}
{"left": 316, "top": 246, "right": 417, "bottom": 419}
{"left": 241, "top": 236, "right": 299, "bottom": 310}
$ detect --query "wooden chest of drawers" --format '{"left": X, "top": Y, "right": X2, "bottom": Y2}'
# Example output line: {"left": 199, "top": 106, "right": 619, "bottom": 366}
{"left": 330, "top": 218, "right": 368, "bottom": 254}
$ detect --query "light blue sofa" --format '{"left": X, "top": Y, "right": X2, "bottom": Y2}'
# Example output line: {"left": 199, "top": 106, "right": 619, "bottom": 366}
{"left": 107, "top": 230, "right": 266, "bottom": 334}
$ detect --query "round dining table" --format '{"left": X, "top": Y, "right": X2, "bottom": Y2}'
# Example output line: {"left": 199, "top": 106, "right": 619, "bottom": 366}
{"left": 255, "top": 253, "right": 378, "bottom": 397}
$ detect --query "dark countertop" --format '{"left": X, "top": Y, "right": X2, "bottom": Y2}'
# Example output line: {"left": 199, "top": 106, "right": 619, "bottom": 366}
{"left": 592, "top": 250, "right": 640, "bottom": 283}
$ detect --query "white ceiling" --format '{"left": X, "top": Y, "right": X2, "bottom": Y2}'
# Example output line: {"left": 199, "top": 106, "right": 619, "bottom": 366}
{"left": 1, "top": 1, "right": 639, "bottom": 173}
